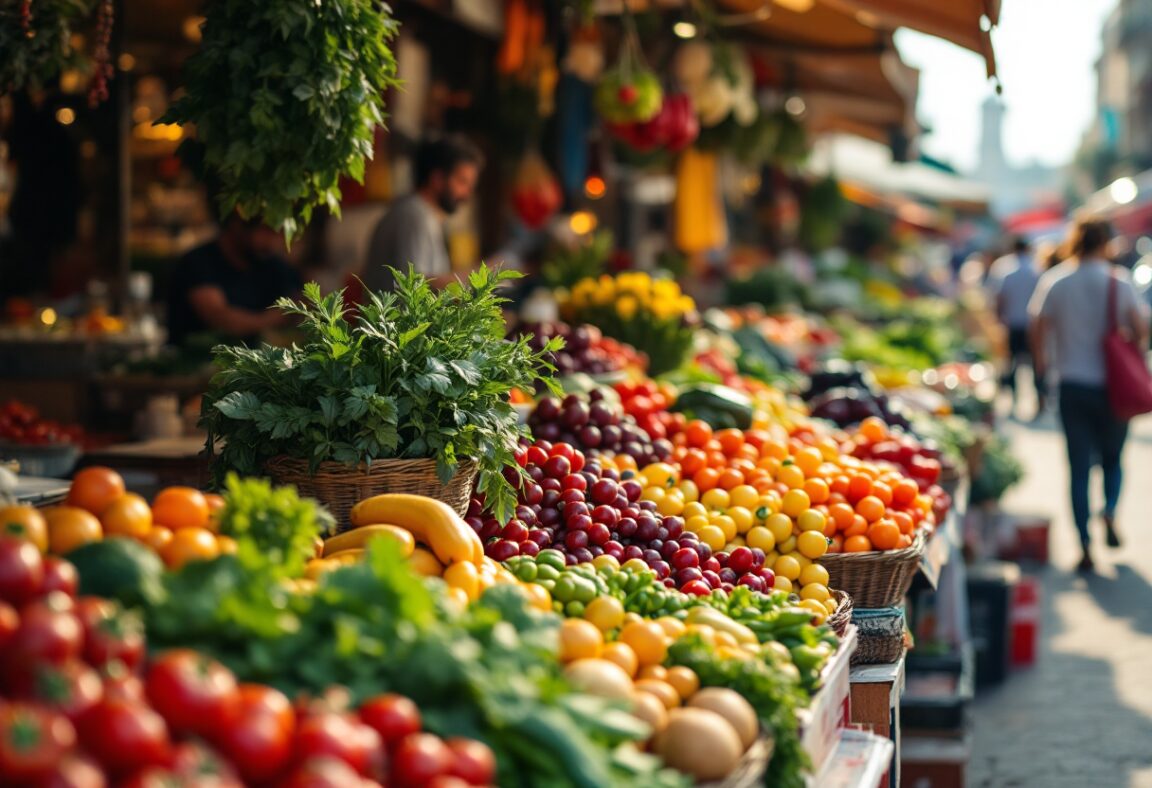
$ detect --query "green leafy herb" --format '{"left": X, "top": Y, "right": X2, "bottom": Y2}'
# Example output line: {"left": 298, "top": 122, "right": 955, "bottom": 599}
{"left": 217, "top": 474, "right": 330, "bottom": 577}
{"left": 201, "top": 265, "right": 562, "bottom": 521}
{"left": 1, "top": 0, "right": 93, "bottom": 94}
{"left": 161, "top": 0, "right": 400, "bottom": 239}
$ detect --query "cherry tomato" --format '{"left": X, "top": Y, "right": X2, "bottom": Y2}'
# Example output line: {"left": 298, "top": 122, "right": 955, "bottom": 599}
{"left": 41, "top": 557, "right": 78, "bottom": 597}
{"left": 100, "top": 665, "right": 146, "bottom": 704}
{"left": 0, "top": 536, "right": 44, "bottom": 606}
{"left": 221, "top": 684, "right": 296, "bottom": 784}
{"left": 359, "top": 693, "right": 422, "bottom": 745}
{"left": 0, "top": 702, "right": 77, "bottom": 782}
{"left": 31, "top": 660, "right": 104, "bottom": 723}
{"left": 294, "top": 710, "right": 383, "bottom": 778}
{"left": 391, "top": 733, "right": 453, "bottom": 786}
{"left": 145, "top": 649, "right": 239, "bottom": 737}
{"left": 76, "top": 597, "right": 146, "bottom": 672}
{"left": 446, "top": 738, "right": 496, "bottom": 785}
{"left": 281, "top": 756, "right": 367, "bottom": 788}
{"left": 38, "top": 753, "right": 107, "bottom": 788}
{"left": 78, "top": 698, "right": 172, "bottom": 775}
{"left": 5, "top": 594, "right": 83, "bottom": 677}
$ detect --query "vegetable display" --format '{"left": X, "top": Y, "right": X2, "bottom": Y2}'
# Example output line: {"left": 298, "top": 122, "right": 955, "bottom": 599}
{"left": 202, "top": 266, "right": 560, "bottom": 521}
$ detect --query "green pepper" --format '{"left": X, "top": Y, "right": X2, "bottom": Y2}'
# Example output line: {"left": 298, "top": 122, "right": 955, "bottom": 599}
{"left": 790, "top": 644, "right": 827, "bottom": 673}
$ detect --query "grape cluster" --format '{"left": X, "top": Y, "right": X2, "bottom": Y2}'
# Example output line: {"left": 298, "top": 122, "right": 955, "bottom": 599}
{"left": 527, "top": 390, "right": 673, "bottom": 468}
{"left": 519, "top": 322, "right": 641, "bottom": 377}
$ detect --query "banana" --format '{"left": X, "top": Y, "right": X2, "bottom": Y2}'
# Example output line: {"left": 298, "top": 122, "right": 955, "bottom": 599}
{"left": 349, "top": 494, "right": 482, "bottom": 566}
{"left": 322, "top": 524, "right": 415, "bottom": 558}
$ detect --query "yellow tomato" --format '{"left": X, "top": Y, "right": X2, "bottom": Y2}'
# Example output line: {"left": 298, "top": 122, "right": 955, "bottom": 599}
{"left": 800, "top": 583, "right": 831, "bottom": 602}
{"left": 683, "top": 501, "right": 708, "bottom": 520}
{"left": 656, "top": 492, "right": 685, "bottom": 517}
{"left": 747, "top": 526, "right": 776, "bottom": 553}
{"left": 800, "top": 599, "right": 828, "bottom": 624}
{"left": 701, "top": 488, "right": 730, "bottom": 511}
{"left": 778, "top": 536, "right": 797, "bottom": 555}
{"left": 797, "top": 509, "right": 827, "bottom": 533}
{"left": 676, "top": 480, "right": 701, "bottom": 503}
{"left": 800, "top": 563, "right": 831, "bottom": 587}
{"left": 776, "top": 464, "right": 806, "bottom": 490}
{"left": 641, "top": 486, "right": 666, "bottom": 504}
{"left": 656, "top": 616, "right": 687, "bottom": 639}
{"left": 697, "top": 525, "right": 727, "bottom": 552}
{"left": 602, "top": 642, "right": 639, "bottom": 677}
{"left": 710, "top": 514, "right": 737, "bottom": 542}
{"left": 619, "top": 621, "right": 668, "bottom": 667}
{"left": 773, "top": 575, "right": 793, "bottom": 593}
{"left": 642, "top": 463, "right": 678, "bottom": 489}
{"left": 584, "top": 596, "right": 626, "bottom": 632}
{"left": 685, "top": 515, "right": 710, "bottom": 534}
{"left": 780, "top": 489, "right": 811, "bottom": 519}
{"left": 559, "top": 619, "right": 604, "bottom": 662}
{"left": 797, "top": 531, "right": 829, "bottom": 560}
{"left": 444, "top": 561, "right": 481, "bottom": 601}
{"left": 665, "top": 666, "right": 700, "bottom": 699}
{"left": 766, "top": 513, "right": 794, "bottom": 544}
{"left": 727, "top": 506, "right": 754, "bottom": 534}
{"left": 774, "top": 555, "right": 801, "bottom": 581}
{"left": 729, "top": 485, "right": 760, "bottom": 510}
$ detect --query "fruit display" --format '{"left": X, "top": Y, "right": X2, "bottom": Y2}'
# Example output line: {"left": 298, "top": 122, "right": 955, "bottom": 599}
{"left": 519, "top": 321, "right": 647, "bottom": 379}
{"left": 526, "top": 392, "right": 674, "bottom": 468}
{"left": 614, "top": 379, "right": 686, "bottom": 442}
{"left": 0, "top": 400, "right": 85, "bottom": 446}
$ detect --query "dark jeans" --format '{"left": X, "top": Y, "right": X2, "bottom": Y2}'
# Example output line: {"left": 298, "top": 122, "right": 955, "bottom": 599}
{"left": 1058, "top": 383, "right": 1129, "bottom": 548}
{"left": 1002, "top": 327, "right": 1045, "bottom": 403}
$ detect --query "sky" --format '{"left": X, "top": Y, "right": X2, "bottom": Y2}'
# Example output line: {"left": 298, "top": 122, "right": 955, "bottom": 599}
{"left": 894, "top": 0, "right": 1119, "bottom": 174}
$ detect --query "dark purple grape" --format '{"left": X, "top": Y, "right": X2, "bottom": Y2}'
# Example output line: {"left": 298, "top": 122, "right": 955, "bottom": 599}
{"left": 656, "top": 526, "right": 669, "bottom": 541}
{"left": 642, "top": 549, "right": 662, "bottom": 564}
{"left": 565, "top": 502, "right": 590, "bottom": 519}
{"left": 590, "top": 480, "right": 618, "bottom": 505}
{"left": 578, "top": 425, "right": 603, "bottom": 448}
{"left": 676, "top": 567, "right": 704, "bottom": 585}
{"left": 523, "top": 484, "right": 544, "bottom": 507}
{"left": 601, "top": 424, "right": 623, "bottom": 447}
{"left": 589, "top": 401, "right": 615, "bottom": 427}
{"left": 588, "top": 386, "right": 606, "bottom": 402}
{"left": 680, "top": 530, "right": 698, "bottom": 544}
{"left": 623, "top": 545, "right": 644, "bottom": 561}
{"left": 617, "top": 517, "right": 638, "bottom": 539}
{"left": 602, "top": 468, "right": 620, "bottom": 483}
{"left": 565, "top": 531, "right": 589, "bottom": 550}
{"left": 527, "top": 466, "right": 545, "bottom": 483}
{"left": 750, "top": 548, "right": 766, "bottom": 568}
{"left": 536, "top": 423, "right": 561, "bottom": 442}
{"left": 515, "top": 506, "right": 538, "bottom": 526}
{"left": 563, "top": 402, "right": 590, "bottom": 428}
{"left": 635, "top": 517, "right": 659, "bottom": 542}
{"left": 702, "top": 570, "right": 722, "bottom": 589}
{"left": 571, "top": 547, "right": 594, "bottom": 564}
{"left": 589, "top": 545, "right": 604, "bottom": 557}
{"left": 488, "top": 540, "right": 520, "bottom": 561}
{"left": 737, "top": 575, "right": 765, "bottom": 593}
{"left": 612, "top": 494, "right": 630, "bottom": 510}
{"left": 719, "top": 568, "right": 738, "bottom": 584}
{"left": 621, "top": 441, "right": 644, "bottom": 460}
{"left": 529, "top": 529, "right": 552, "bottom": 546}
{"left": 651, "top": 561, "right": 672, "bottom": 580}
{"left": 538, "top": 508, "right": 561, "bottom": 528}
{"left": 535, "top": 397, "right": 561, "bottom": 422}
{"left": 663, "top": 577, "right": 678, "bottom": 588}
{"left": 660, "top": 541, "right": 680, "bottom": 560}
{"left": 663, "top": 517, "right": 684, "bottom": 539}
{"left": 520, "top": 541, "right": 541, "bottom": 557}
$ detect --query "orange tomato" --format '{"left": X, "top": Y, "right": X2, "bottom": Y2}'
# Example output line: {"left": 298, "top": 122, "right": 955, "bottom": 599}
{"left": 204, "top": 493, "right": 226, "bottom": 533}
{"left": 737, "top": 444, "right": 759, "bottom": 463}
{"left": 776, "top": 464, "right": 805, "bottom": 490}
{"left": 602, "top": 642, "right": 639, "bottom": 677}
{"left": 715, "top": 429, "right": 745, "bottom": 457}
{"left": 101, "top": 493, "right": 153, "bottom": 539}
{"left": 665, "top": 666, "right": 700, "bottom": 699}
{"left": 760, "top": 440, "right": 787, "bottom": 461}
{"left": 67, "top": 467, "right": 126, "bottom": 517}
{"left": 844, "top": 534, "right": 873, "bottom": 553}
{"left": 793, "top": 447, "right": 823, "bottom": 476}
{"left": 142, "top": 526, "right": 174, "bottom": 553}
{"left": 619, "top": 621, "right": 668, "bottom": 666}
{"left": 803, "top": 478, "right": 830, "bottom": 505}
{"left": 846, "top": 474, "right": 873, "bottom": 503}
{"left": 680, "top": 449, "right": 707, "bottom": 477}
{"left": 830, "top": 475, "right": 851, "bottom": 497}
{"left": 161, "top": 526, "right": 220, "bottom": 570}
{"left": 216, "top": 535, "right": 239, "bottom": 555}
{"left": 44, "top": 506, "right": 103, "bottom": 554}
{"left": 858, "top": 417, "right": 888, "bottom": 442}
{"left": 693, "top": 467, "right": 721, "bottom": 492}
{"left": 0, "top": 505, "right": 49, "bottom": 552}
{"left": 828, "top": 535, "right": 844, "bottom": 554}
{"left": 870, "top": 482, "right": 893, "bottom": 507}
{"left": 892, "top": 479, "right": 919, "bottom": 507}
{"left": 152, "top": 487, "right": 210, "bottom": 531}
{"left": 868, "top": 520, "right": 901, "bottom": 550}
{"left": 717, "top": 469, "right": 744, "bottom": 490}
{"left": 855, "top": 495, "right": 886, "bottom": 524}
{"left": 898, "top": 533, "right": 914, "bottom": 549}
{"left": 684, "top": 420, "right": 713, "bottom": 448}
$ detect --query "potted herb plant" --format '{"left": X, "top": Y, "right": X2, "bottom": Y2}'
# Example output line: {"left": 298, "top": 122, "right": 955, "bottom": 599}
{"left": 200, "top": 266, "right": 561, "bottom": 525}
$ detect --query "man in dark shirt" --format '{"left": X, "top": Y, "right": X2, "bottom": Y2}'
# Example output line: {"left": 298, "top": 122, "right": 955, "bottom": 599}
{"left": 167, "top": 215, "right": 302, "bottom": 346}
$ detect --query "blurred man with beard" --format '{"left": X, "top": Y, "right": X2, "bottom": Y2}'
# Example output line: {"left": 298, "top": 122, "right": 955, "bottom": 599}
{"left": 166, "top": 213, "right": 301, "bottom": 347}
{"left": 363, "top": 135, "right": 483, "bottom": 292}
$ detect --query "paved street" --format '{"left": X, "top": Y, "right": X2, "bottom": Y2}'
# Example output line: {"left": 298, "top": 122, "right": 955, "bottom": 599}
{"left": 969, "top": 411, "right": 1152, "bottom": 788}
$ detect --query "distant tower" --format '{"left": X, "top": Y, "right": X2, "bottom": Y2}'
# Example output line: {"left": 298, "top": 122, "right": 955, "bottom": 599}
{"left": 978, "top": 94, "right": 1006, "bottom": 182}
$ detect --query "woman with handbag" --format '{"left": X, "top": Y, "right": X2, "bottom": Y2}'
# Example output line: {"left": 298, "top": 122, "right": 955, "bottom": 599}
{"left": 1029, "top": 219, "right": 1151, "bottom": 571}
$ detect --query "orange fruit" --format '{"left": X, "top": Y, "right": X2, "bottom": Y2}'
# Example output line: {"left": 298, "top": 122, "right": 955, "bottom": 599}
{"left": 684, "top": 421, "right": 713, "bottom": 448}
{"left": 0, "top": 505, "right": 49, "bottom": 552}
{"left": 693, "top": 467, "right": 721, "bottom": 492}
{"left": 665, "top": 666, "right": 700, "bottom": 699}
{"left": 216, "top": 534, "right": 239, "bottom": 555}
{"left": 844, "top": 534, "right": 874, "bottom": 553}
{"left": 634, "top": 679, "right": 681, "bottom": 710}
{"left": 715, "top": 429, "right": 745, "bottom": 457}
{"left": 638, "top": 664, "right": 668, "bottom": 682}
{"left": 204, "top": 494, "right": 226, "bottom": 533}
{"left": 869, "top": 520, "right": 900, "bottom": 550}
{"left": 619, "top": 621, "right": 668, "bottom": 666}
{"left": 803, "top": 478, "right": 830, "bottom": 505}
{"left": 602, "top": 642, "right": 639, "bottom": 678}
{"left": 858, "top": 417, "right": 888, "bottom": 442}
{"left": 794, "top": 447, "right": 823, "bottom": 476}
{"left": 680, "top": 449, "right": 707, "bottom": 476}
{"left": 67, "top": 467, "right": 126, "bottom": 517}
{"left": 829, "top": 503, "right": 856, "bottom": 532}
{"left": 892, "top": 479, "right": 920, "bottom": 508}
{"left": 152, "top": 487, "right": 210, "bottom": 531}
{"left": 890, "top": 511, "right": 915, "bottom": 535}
{"left": 846, "top": 475, "right": 873, "bottom": 503}
{"left": 855, "top": 496, "right": 886, "bottom": 524}
{"left": 100, "top": 493, "right": 153, "bottom": 539}
{"left": 776, "top": 464, "right": 805, "bottom": 490}
{"left": 142, "top": 526, "right": 174, "bottom": 554}
{"left": 870, "top": 482, "right": 893, "bottom": 507}
{"left": 559, "top": 619, "right": 604, "bottom": 662}
{"left": 44, "top": 506, "right": 103, "bottom": 554}
{"left": 161, "top": 526, "right": 219, "bottom": 569}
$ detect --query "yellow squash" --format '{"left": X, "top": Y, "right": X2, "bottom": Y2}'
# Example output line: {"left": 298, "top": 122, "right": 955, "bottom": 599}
{"left": 322, "top": 524, "right": 415, "bottom": 558}
{"left": 349, "top": 494, "right": 482, "bottom": 566}
{"left": 409, "top": 547, "right": 445, "bottom": 577}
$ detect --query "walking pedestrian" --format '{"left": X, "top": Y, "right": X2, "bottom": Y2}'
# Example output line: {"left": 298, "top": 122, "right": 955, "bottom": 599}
{"left": 989, "top": 237, "right": 1044, "bottom": 418}
{"left": 1029, "top": 219, "right": 1151, "bottom": 571}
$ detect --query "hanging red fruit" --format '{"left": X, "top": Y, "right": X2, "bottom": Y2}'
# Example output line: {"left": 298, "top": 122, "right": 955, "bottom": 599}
{"left": 512, "top": 151, "right": 563, "bottom": 229}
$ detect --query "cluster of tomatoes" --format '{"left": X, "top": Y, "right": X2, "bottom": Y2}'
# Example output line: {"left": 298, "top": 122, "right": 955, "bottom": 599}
{"left": 613, "top": 380, "right": 685, "bottom": 441}
{"left": 22, "top": 467, "right": 235, "bottom": 570}
{"left": 0, "top": 534, "right": 497, "bottom": 787}
{"left": 0, "top": 401, "right": 84, "bottom": 447}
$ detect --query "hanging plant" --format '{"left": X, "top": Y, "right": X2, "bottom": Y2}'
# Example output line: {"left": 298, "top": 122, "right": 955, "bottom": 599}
{"left": 0, "top": 0, "right": 97, "bottom": 96}
{"left": 593, "top": 11, "right": 662, "bottom": 124}
{"left": 162, "top": 0, "right": 400, "bottom": 240}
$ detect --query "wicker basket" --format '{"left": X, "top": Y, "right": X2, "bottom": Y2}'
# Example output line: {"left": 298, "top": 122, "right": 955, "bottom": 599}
{"left": 815, "top": 532, "right": 926, "bottom": 609}
{"left": 701, "top": 735, "right": 774, "bottom": 788}
{"left": 826, "top": 590, "right": 853, "bottom": 638}
{"left": 265, "top": 456, "right": 478, "bottom": 529}
{"left": 850, "top": 607, "right": 906, "bottom": 665}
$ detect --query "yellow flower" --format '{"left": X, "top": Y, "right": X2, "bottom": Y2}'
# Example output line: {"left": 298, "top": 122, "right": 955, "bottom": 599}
{"left": 653, "top": 280, "right": 680, "bottom": 302}
{"left": 677, "top": 295, "right": 697, "bottom": 314}
{"left": 616, "top": 294, "right": 639, "bottom": 321}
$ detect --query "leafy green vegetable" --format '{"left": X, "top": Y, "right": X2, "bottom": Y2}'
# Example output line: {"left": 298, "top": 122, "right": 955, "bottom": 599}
{"left": 218, "top": 474, "right": 329, "bottom": 577}
{"left": 201, "top": 265, "right": 562, "bottom": 521}
{"left": 542, "top": 230, "right": 614, "bottom": 291}
{"left": 969, "top": 434, "right": 1024, "bottom": 505}
{"left": 161, "top": 0, "right": 400, "bottom": 239}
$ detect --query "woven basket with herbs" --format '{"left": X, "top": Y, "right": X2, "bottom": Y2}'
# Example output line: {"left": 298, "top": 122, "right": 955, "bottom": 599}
{"left": 200, "top": 266, "right": 561, "bottom": 525}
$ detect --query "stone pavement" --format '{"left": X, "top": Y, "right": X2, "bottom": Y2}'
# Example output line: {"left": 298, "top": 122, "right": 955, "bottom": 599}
{"left": 968, "top": 412, "right": 1152, "bottom": 788}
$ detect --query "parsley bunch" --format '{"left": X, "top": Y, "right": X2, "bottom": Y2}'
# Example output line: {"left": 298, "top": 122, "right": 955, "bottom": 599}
{"left": 161, "top": 0, "right": 400, "bottom": 239}
{"left": 201, "top": 266, "right": 561, "bottom": 522}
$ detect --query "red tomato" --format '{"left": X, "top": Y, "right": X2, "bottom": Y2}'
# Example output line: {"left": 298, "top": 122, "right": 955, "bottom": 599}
{"left": 41, "top": 557, "right": 78, "bottom": 597}
{"left": 5, "top": 594, "right": 83, "bottom": 675}
{"left": 0, "top": 600, "right": 17, "bottom": 651}
{"left": 0, "top": 536, "right": 44, "bottom": 606}
{"left": 0, "top": 703, "right": 77, "bottom": 782}
{"left": 38, "top": 753, "right": 107, "bottom": 788}
{"left": 100, "top": 668, "right": 147, "bottom": 704}
{"left": 446, "top": 738, "right": 496, "bottom": 786}
{"left": 358, "top": 694, "right": 422, "bottom": 744}
{"left": 390, "top": 733, "right": 453, "bottom": 786}
{"left": 281, "top": 756, "right": 368, "bottom": 788}
{"left": 78, "top": 698, "right": 172, "bottom": 775}
{"left": 32, "top": 660, "right": 104, "bottom": 722}
{"left": 145, "top": 649, "right": 239, "bottom": 737}
{"left": 76, "top": 597, "right": 146, "bottom": 672}
{"left": 221, "top": 684, "right": 296, "bottom": 783}
{"left": 294, "top": 710, "right": 383, "bottom": 778}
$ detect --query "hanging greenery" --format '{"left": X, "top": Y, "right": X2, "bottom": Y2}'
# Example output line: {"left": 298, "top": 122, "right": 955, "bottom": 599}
{"left": 162, "top": 0, "right": 401, "bottom": 240}
{"left": 0, "top": 0, "right": 96, "bottom": 96}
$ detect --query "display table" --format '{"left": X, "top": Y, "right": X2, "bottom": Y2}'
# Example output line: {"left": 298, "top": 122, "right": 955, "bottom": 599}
{"left": 10, "top": 475, "right": 70, "bottom": 507}
{"left": 813, "top": 728, "right": 896, "bottom": 788}
{"left": 78, "top": 437, "right": 211, "bottom": 496}
{"left": 849, "top": 656, "right": 906, "bottom": 788}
